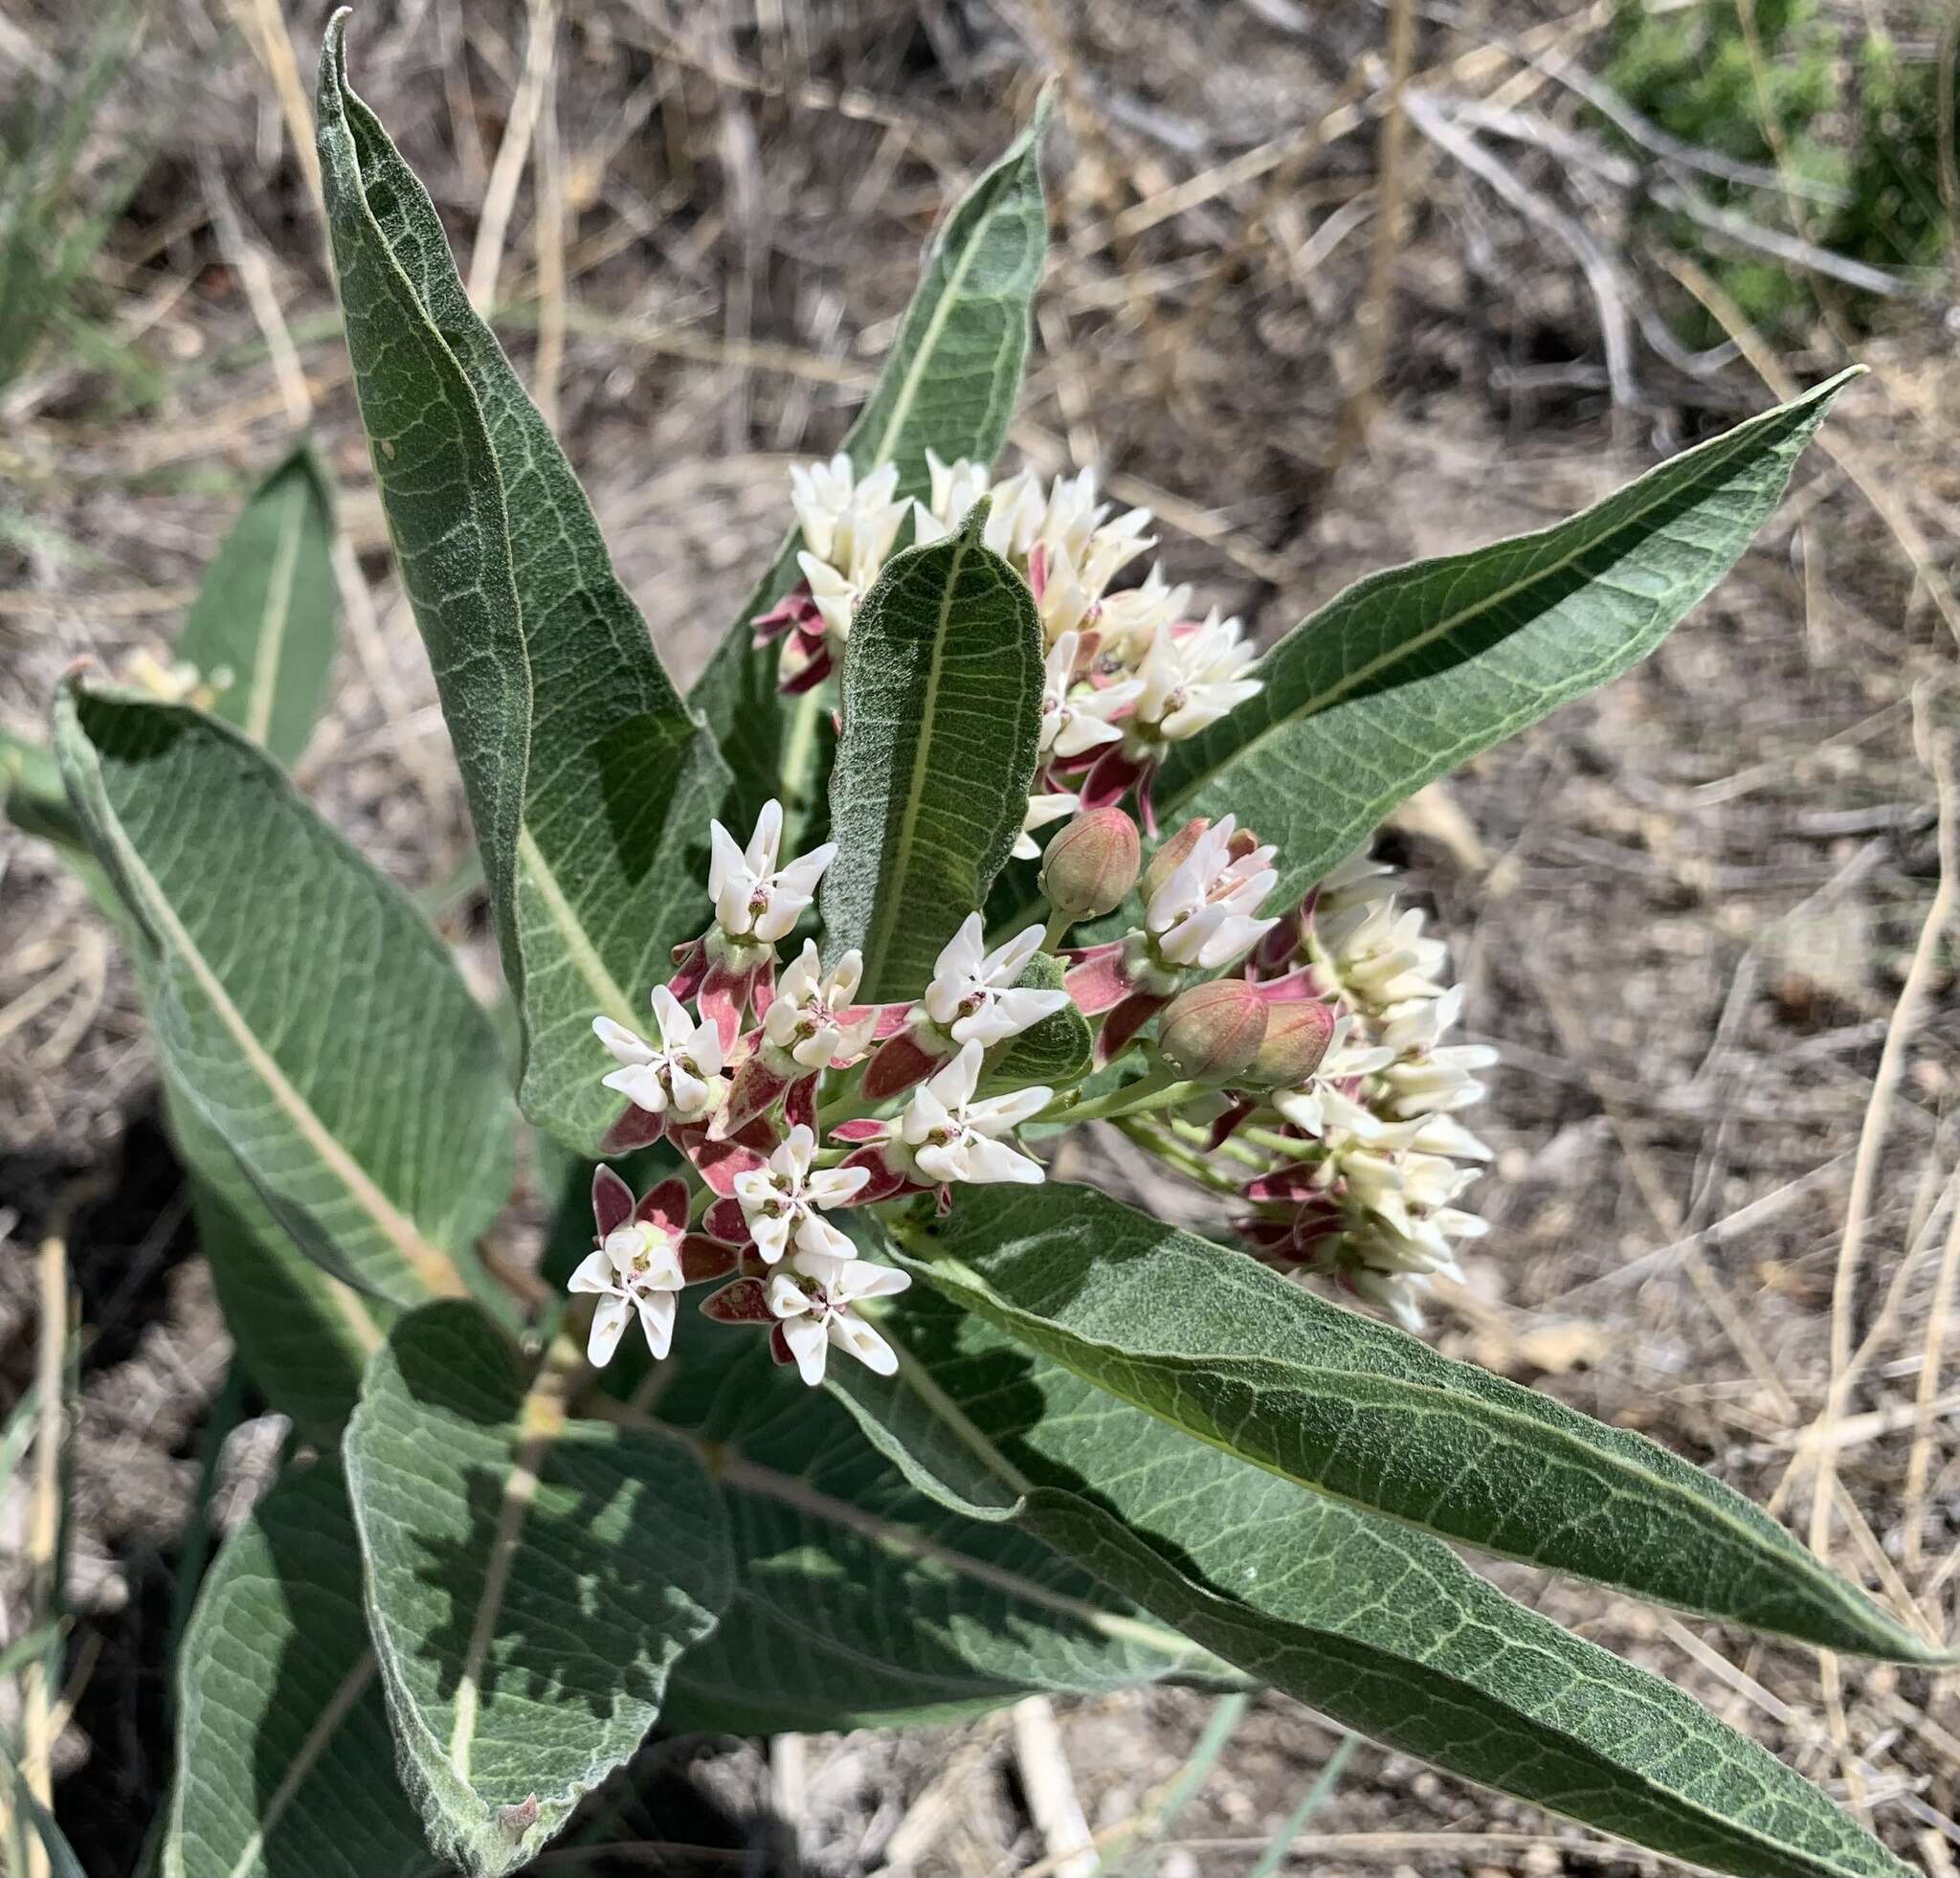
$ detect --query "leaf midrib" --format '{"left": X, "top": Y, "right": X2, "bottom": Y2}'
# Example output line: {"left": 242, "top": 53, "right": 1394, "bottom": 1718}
{"left": 89, "top": 770, "right": 463, "bottom": 1299}
{"left": 920, "top": 1247, "right": 1930, "bottom": 1655}
{"left": 856, "top": 523, "right": 977, "bottom": 988}
{"left": 244, "top": 476, "right": 305, "bottom": 749}
{"left": 1159, "top": 399, "right": 1813, "bottom": 825}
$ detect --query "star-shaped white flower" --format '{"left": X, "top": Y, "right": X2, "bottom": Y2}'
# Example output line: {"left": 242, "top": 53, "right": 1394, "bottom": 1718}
{"left": 789, "top": 455, "right": 907, "bottom": 576}
{"left": 1013, "top": 790, "right": 1080, "bottom": 861}
{"left": 901, "top": 1041, "right": 1050, "bottom": 1186}
{"left": 594, "top": 985, "right": 724, "bottom": 1119}
{"left": 732, "top": 1123, "right": 872, "bottom": 1264}
{"left": 763, "top": 940, "right": 878, "bottom": 1068}
{"left": 923, "top": 914, "right": 1070, "bottom": 1046}
{"left": 568, "top": 1218, "right": 686, "bottom": 1365}
{"left": 765, "top": 1249, "right": 912, "bottom": 1385}
{"left": 1144, "top": 814, "right": 1279, "bottom": 970}
{"left": 1133, "top": 609, "right": 1261, "bottom": 742}
{"left": 1038, "top": 631, "right": 1141, "bottom": 760}
{"left": 708, "top": 798, "right": 837, "bottom": 945}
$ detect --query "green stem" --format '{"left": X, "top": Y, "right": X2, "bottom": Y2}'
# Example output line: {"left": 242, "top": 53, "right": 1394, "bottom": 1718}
{"left": 1041, "top": 1065, "right": 1200, "bottom": 1126}
{"left": 1040, "top": 905, "right": 1073, "bottom": 953}
{"left": 1119, "top": 1118, "right": 1243, "bottom": 1197}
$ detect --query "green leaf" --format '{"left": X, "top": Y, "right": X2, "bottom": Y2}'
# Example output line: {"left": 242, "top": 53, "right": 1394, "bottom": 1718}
{"left": 166, "top": 1462, "right": 440, "bottom": 1878}
{"left": 167, "top": 1082, "right": 390, "bottom": 1442}
{"left": 52, "top": 682, "right": 511, "bottom": 1306}
{"left": 646, "top": 1319, "right": 1228, "bottom": 1732}
{"left": 689, "top": 89, "right": 1054, "bottom": 833}
{"left": 829, "top": 1282, "right": 1913, "bottom": 1878}
{"left": 823, "top": 503, "right": 1045, "bottom": 1000}
{"left": 980, "top": 950, "right": 1091, "bottom": 1094}
{"left": 316, "top": 19, "right": 729, "bottom": 1155}
{"left": 344, "top": 1304, "right": 731, "bottom": 1877}
{"left": 177, "top": 443, "right": 340, "bottom": 767}
{"left": 886, "top": 1181, "right": 1941, "bottom": 1665}
{"left": 1152, "top": 372, "right": 1860, "bottom": 913}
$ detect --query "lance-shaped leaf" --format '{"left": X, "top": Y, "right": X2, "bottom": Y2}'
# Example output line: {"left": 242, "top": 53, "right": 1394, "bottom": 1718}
{"left": 1149, "top": 371, "right": 1859, "bottom": 916}
{"left": 827, "top": 1284, "right": 1912, "bottom": 1878}
{"left": 648, "top": 1319, "right": 1225, "bottom": 1732}
{"left": 823, "top": 503, "right": 1044, "bottom": 1000}
{"left": 317, "top": 18, "right": 729, "bottom": 1155}
{"left": 53, "top": 681, "right": 510, "bottom": 1306}
{"left": 689, "top": 90, "right": 1054, "bottom": 832}
{"left": 167, "top": 1080, "right": 389, "bottom": 1443}
{"left": 344, "top": 1304, "right": 731, "bottom": 1877}
{"left": 167, "top": 1462, "right": 438, "bottom": 1878}
{"left": 885, "top": 1182, "right": 1941, "bottom": 1664}
{"left": 177, "top": 443, "right": 339, "bottom": 768}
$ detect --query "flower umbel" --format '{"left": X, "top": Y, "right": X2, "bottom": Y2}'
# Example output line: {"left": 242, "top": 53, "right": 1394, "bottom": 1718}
{"left": 732, "top": 1123, "right": 872, "bottom": 1264}
{"left": 594, "top": 985, "right": 724, "bottom": 1123}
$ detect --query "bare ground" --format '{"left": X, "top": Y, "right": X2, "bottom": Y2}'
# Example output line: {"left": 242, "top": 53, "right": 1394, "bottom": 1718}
{"left": 2, "top": 0, "right": 1958, "bottom": 1871}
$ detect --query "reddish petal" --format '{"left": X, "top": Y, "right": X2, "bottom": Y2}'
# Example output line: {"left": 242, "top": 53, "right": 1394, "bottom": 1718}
{"left": 1134, "top": 759, "right": 1162, "bottom": 838}
{"left": 1203, "top": 1098, "right": 1254, "bottom": 1152}
{"left": 780, "top": 642, "right": 834, "bottom": 695}
{"left": 635, "top": 1177, "right": 691, "bottom": 1237}
{"left": 751, "top": 956, "right": 777, "bottom": 1024}
{"left": 704, "top": 1196, "right": 750, "bottom": 1244}
{"left": 1244, "top": 1163, "right": 1318, "bottom": 1203}
{"left": 1062, "top": 941, "right": 1130, "bottom": 1017}
{"left": 679, "top": 1234, "right": 741, "bottom": 1285}
{"left": 591, "top": 1165, "right": 635, "bottom": 1239}
{"left": 1248, "top": 965, "right": 1318, "bottom": 1003}
{"left": 666, "top": 936, "right": 709, "bottom": 1002}
{"left": 862, "top": 1029, "right": 952, "bottom": 1102}
{"left": 602, "top": 1106, "right": 667, "bottom": 1153}
{"left": 686, "top": 1127, "right": 769, "bottom": 1197}
{"left": 842, "top": 1000, "right": 914, "bottom": 1043}
{"left": 829, "top": 1118, "right": 889, "bottom": 1144}
{"left": 1097, "top": 991, "right": 1169, "bottom": 1066}
{"left": 698, "top": 961, "right": 749, "bottom": 1055}
{"left": 1028, "top": 540, "right": 1050, "bottom": 602}
{"left": 1079, "top": 745, "right": 1143, "bottom": 812}
{"left": 784, "top": 1072, "right": 817, "bottom": 1133}
{"left": 717, "top": 1055, "right": 789, "bottom": 1139}
{"left": 768, "top": 1323, "right": 797, "bottom": 1366}
{"left": 839, "top": 1144, "right": 910, "bottom": 1202}
{"left": 702, "top": 1276, "right": 774, "bottom": 1324}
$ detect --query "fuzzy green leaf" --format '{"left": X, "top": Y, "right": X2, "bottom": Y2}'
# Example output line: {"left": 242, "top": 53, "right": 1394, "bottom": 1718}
{"left": 689, "top": 90, "right": 1053, "bottom": 834}
{"left": 177, "top": 443, "right": 339, "bottom": 767}
{"left": 344, "top": 1304, "right": 732, "bottom": 1877}
{"left": 166, "top": 1462, "right": 439, "bottom": 1878}
{"left": 316, "top": 17, "right": 729, "bottom": 1155}
{"left": 1151, "top": 372, "right": 1859, "bottom": 913}
{"left": 886, "top": 1181, "right": 1941, "bottom": 1665}
{"left": 829, "top": 1283, "right": 1913, "bottom": 1878}
{"left": 644, "top": 1319, "right": 1226, "bottom": 1732}
{"left": 823, "top": 503, "right": 1045, "bottom": 999}
{"left": 52, "top": 682, "right": 510, "bottom": 1306}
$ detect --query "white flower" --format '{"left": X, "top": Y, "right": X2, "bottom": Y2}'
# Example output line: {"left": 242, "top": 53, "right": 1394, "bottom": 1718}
{"left": 568, "top": 1219, "right": 686, "bottom": 1365}
{"left": 796, "top": 551, "right": 860, "bottom": 643}
{"left": 708, "top": 798, "right": 837, "bottom": 944}
{"left": 766, "top": 1249, "right": 912, "bottom": 1384}
{"left": 923, "top": 914, "right": 1070, "bottom": 1045}
{"left": 1320, "top": 900, "right": 1449, "bottom": 1009}
{"left": 981, "top": 469, "right": 1048, "bottom": 561}
{"left": 1038, "top": 631, "right": 1140, "bottom": 760}
{"left": 1133, "top": 609, "right": 1261, "bottom": 741}
{"left": 1094, "top": 567, "right": 1190, "bottom": 661}
{"left": 790, "top": 455, "right": 907, "bottom": 577}
{"left": 913, "top": 449, "right": 991, "bottom": 537}
{"left": 1013, "top": 791, "right": 1080, "bottom": 861}
{"left": 763, "top": 940, "right": 877, "bottom": 1068}
{"left": 594, "top": 985, "right": 724, "bottom": 1120}
{"left": 1145, "top": 814, "right": 1279, "bottom": 971}
{"left": 901, "top": 1041, "right": 1050, "bottom": 1185}
{"left": 1270, "top": 1012, "right": 1397, "bottom": 1138}
{"left": 732, "top": 1123, "right": 870, "bottom": 1265}
{"left": 1346, "top": 1265, "right": 1428, "bottom": 1333}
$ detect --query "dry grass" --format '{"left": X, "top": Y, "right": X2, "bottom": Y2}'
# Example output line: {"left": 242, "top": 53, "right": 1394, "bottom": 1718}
{"left": 1, "top": 0, "right": 1957, "bottom": 1872}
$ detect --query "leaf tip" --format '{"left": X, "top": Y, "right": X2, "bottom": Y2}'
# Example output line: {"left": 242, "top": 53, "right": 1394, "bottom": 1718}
{"left": 317, "top": 8, "right": 352, "bottom": 113}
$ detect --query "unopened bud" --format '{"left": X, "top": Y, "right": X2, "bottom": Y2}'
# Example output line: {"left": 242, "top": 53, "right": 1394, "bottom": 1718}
{"left": 1040, "top": 807, "right": 1141, "bottom": 918}
{"left": 1142, "top": 816, "right": 1210, "bottom": 903}
{"left": 1157, "top": 978, "right": 1269, "bottom": 1084}
{"left": 1242, "top": 996, "right": 1336, "bottom": 1089}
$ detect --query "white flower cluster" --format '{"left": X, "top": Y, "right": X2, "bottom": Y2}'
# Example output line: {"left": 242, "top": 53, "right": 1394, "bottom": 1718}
{"left": 1260, "top": 855, "right": 1498, "bottom": 1330}
{"left": 773, "top": 451, "right": 1263, "bottom": 836}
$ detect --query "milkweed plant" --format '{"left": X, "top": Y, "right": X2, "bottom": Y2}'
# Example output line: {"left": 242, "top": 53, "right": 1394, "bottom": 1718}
{"left": 8, "top": 15, "right": 1948, "bottom": 1878}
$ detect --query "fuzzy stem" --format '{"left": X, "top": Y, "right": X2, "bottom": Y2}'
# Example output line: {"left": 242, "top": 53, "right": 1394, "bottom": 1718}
{"left": 1118, "top": 1118, "right": 1243, "bottom": 1197}
{"left": 1041, "top": 1065, "right": 1199, "bottom": 1126}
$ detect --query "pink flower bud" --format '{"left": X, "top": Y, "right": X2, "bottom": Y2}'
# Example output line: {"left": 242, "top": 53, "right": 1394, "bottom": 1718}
{"left": 1156, "top": 978, "right": 1269, "bottom": 1084}
{"left": 1039, "top": 807, "right": 1142, "bottom": 918}
{"left": 1141, "top": 816, "right": 1210, "bottom": 904}
{"left": 1242, "top": 996, "right": 1336, "bottom": 1089}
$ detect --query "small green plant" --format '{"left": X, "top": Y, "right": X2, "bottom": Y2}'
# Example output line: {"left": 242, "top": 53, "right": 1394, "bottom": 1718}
{"left": 9, "top": 12, "right": 1948, "bottom": 1877}
{"left": 1601, "top": 0, "right": 1954, "bottom": 337}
